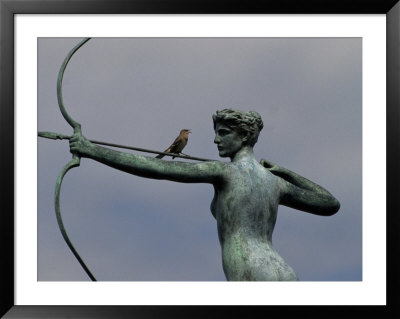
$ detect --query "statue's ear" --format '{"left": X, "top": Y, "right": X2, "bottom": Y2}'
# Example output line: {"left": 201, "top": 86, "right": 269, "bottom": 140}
{"left": 240, "top": 131, "right": 250, "bottom": 143}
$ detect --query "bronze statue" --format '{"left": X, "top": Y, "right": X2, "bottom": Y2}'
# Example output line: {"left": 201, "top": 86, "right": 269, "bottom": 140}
{"left": 69, "top": 108, "right": 340, "bottom": 281}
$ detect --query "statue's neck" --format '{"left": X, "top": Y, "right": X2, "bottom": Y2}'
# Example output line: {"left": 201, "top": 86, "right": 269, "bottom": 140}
{"left": 231, "top": 146, "right": 254, "bottom": 162}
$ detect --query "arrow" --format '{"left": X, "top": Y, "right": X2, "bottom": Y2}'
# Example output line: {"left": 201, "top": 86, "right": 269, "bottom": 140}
{"left": 38, "top": 131, "right": 215, "bottom": 162}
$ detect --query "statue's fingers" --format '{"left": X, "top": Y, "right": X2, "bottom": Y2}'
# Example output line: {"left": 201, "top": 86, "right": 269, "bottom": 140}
{"left": 260, "top": 158, "right": 273, "bottom": 168}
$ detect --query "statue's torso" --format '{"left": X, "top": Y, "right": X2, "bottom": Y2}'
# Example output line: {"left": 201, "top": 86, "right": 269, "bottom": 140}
{"left": 210, "top": 159, "right": 298, "bottom": 281}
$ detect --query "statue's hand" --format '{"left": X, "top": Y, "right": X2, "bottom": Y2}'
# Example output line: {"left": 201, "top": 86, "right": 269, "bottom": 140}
{"left": 260, "top": 158, "right": 283, "bottom": 176}
{"left": 69, "top": 132, "right": 93, "bottom": 158}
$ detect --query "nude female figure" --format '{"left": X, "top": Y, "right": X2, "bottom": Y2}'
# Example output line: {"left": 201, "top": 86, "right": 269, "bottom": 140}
{"left": 70, "top": 108, "right": 340, "bottom": 281}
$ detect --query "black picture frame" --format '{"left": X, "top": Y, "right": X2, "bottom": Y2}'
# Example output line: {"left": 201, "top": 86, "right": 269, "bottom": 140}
{"left": 1, "top": 0, "right": 399, "bottom": 318}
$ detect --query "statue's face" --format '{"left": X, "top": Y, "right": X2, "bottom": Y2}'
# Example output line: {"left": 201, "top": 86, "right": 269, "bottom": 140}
{"left": 214, "top": 122, "right": 244, "bottom": 158}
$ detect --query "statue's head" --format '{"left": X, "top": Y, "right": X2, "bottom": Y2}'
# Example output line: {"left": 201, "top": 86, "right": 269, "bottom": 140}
{"left": 212, "top": 108, "right": 264, "bottom": 147}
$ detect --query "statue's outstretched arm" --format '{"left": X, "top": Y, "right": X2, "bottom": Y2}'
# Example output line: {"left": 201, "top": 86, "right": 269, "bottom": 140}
{"left": 70, "top": 132, "right": 223, "bottom": 184}
{"left": 260, "top": 159, "right": 340, "bottom": 216}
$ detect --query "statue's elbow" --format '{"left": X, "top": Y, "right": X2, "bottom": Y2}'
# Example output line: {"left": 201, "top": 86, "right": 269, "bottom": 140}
{"left": 326, "top": 199, "right": 340, "bottom": 216}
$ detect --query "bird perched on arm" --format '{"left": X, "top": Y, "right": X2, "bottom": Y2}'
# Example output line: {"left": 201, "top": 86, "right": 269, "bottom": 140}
{"left": 155, "top": 129, "right": 191, "bottom": 159}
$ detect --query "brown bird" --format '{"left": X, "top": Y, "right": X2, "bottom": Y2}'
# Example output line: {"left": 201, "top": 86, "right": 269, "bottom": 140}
{"left": 156, "top": 129, "right": 191, "bottom": 159}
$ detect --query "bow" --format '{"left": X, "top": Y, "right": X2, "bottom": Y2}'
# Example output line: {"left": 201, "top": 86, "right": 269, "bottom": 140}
{"left": 49, "top": 38, "right": 215, "bottom": 281}
{"left": 54, "top": 37, "right": 96, "bottom": 281}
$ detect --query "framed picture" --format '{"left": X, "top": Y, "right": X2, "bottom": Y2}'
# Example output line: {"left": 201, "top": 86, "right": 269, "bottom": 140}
{"left": 1, "top": 0, "right": 399, "bottom": 318}
{"left": 36, "top": 36, "right": 362, "bottom": 284}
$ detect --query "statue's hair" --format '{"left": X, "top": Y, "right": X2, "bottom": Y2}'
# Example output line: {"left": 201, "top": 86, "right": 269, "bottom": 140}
{"left": 212, "top": 108, "right": 264, "bottom": 147}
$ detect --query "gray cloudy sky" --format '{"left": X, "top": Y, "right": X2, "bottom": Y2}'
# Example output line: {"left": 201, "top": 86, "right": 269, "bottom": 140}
{"left": 38, "top": 37, "right": 362, "bottom": 281}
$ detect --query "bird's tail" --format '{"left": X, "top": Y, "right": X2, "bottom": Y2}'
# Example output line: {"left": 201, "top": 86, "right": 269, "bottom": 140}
{"left": 155, "top": 154, "right": 164, "bottom": 159}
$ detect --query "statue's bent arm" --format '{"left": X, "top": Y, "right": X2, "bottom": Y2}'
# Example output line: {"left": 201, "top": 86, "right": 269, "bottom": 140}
{"left": 280, "top": 182, "right": 340, "bottom": 216}
{"left": 277, "top": 171, "right": 340, "bottom": 216}
{"left": 259, "top": 159, "right": 340, "bottom": 216}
